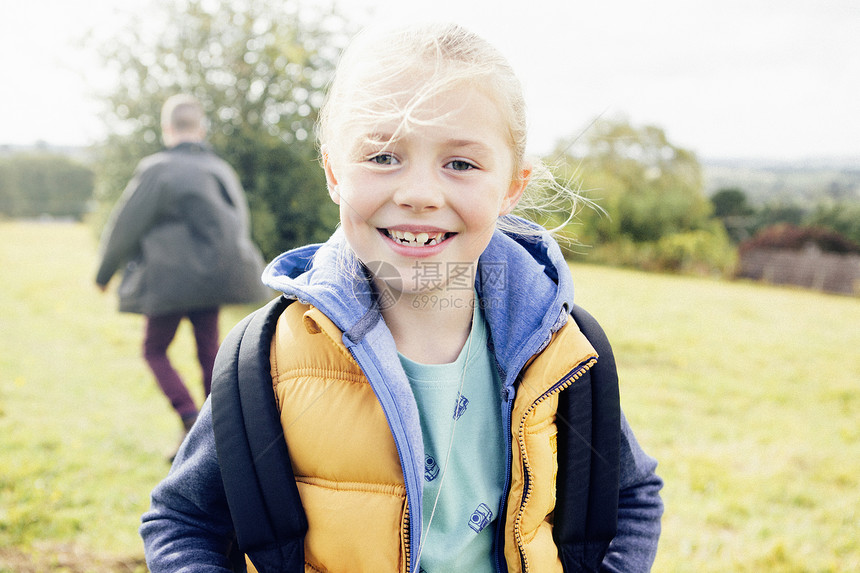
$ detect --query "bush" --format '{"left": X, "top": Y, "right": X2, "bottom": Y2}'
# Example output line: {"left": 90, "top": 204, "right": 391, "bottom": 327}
{"left": 567, "top": 225, "right": 737, "bottom": 277}
{"left": 0, "top": 154, "right": 94, "bottom": 220}
{"left": 653, "top": 226, "right": 737, "bottom": 275}
{"left": 740, "top": 223, "right": 860, "bottom": 255}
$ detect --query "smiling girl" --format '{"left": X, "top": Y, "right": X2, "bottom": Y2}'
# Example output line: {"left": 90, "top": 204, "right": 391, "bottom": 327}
{"left": 141, "top": 22, "right": 663, "bottom": 573}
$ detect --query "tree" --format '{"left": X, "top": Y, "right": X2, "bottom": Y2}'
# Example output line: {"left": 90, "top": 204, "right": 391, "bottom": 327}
{"left": 751, "top": 202, "right": 806, "bottom": 235}
{"left": 710, "top": 187, "right": 755, "bottom": 243}
{"left": 546, "top": 117, "right": 735, "bottom": 274}
{"left": 0, "top": 158, "right": 13, "bottom": 217}
{"left": 0, "top": 153, "right": 94, "bottom": 220}
{"left": 806, "top": 201, "right": 860, "bottom": 247}
{"left": 551, "top": 117, "right": 713, "bottom": 244}
{"left": 88, "top": 0, "right": 349, "bottom": 257}
{"left": 711, "top": 187, "right": 752, "bottom": 218}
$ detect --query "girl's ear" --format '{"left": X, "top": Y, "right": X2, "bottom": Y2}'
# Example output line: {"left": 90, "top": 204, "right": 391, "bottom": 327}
{"left": 499, "top": 163, "right": 531, "bottom": 216}
{"left": 322, "top": 146, "right": 341, "bottom": 205}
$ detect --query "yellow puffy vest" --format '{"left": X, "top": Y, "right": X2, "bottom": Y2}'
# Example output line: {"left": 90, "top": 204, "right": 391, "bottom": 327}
{"left": 246, "top": 302, "right": 596, "bottom": 573}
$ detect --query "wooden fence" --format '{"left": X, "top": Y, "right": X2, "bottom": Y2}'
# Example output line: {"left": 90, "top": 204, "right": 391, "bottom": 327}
{"left": 737, "top": 244, "right": 860, "bottom": 296}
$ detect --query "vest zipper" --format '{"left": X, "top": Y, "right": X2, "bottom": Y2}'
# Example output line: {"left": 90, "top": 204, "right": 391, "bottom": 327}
{"left": 512, "top": 356, "right": 597, "bottom": 572}
{"left": 494, "top": 385, "right": 516, "bottom": 572}
{"left": 402, "top": 502, "right": 411, "bottom": 573}
{"left": 345, "top": 343, "right": 421, "bottom": 573}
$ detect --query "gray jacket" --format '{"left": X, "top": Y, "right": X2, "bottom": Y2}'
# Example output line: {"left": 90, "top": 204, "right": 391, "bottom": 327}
{"left": 96, "top": 142, "right": 270, "bottom": 315}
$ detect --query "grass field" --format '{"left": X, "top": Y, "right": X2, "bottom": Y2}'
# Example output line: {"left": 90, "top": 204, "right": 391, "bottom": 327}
{"left": 1, "top": 221, "right": 858, "bottom": 572}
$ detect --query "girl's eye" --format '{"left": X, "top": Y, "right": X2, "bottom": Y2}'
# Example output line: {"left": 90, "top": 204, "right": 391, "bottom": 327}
{"left": 447, "top": 159, "right": 477, "bottom": 171}
{"left": 368, "top": 153, "right": 398, "bottom": 166}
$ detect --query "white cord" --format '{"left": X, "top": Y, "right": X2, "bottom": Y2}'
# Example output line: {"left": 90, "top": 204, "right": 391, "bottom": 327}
{"left": 414, "top": 325, "right": 475, "bottom": 565}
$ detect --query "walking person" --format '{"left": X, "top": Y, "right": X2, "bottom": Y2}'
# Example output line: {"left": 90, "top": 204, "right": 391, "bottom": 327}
{"left": 96, "top": 94, "right": 270, "bottom": 455}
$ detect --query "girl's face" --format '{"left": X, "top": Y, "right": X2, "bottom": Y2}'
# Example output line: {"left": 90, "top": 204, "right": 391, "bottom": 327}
{"left": 323, "top": 85, "right": 529, "bottom": 299}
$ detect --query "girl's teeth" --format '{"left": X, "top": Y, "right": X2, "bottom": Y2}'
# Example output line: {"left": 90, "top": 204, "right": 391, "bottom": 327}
{"left": 388, "top": 229, "right": 443, "bottom": 246}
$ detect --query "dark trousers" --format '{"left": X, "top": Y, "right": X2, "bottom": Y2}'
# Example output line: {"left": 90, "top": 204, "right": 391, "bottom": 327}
{"left": 143, "top": 307, "right": 219, "bottom": 421}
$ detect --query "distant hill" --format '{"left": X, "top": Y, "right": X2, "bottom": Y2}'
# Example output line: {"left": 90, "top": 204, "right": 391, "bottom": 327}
{"left": 0, "top": 142, "right": 94, "bottom": 163}
{"left": 703, "top": 157, "right": 860, "bottom": 207}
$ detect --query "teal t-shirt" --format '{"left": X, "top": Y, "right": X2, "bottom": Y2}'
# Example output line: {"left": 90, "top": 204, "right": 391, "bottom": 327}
{"left": 398, "top": 301, "right": 505, "bottom": 573}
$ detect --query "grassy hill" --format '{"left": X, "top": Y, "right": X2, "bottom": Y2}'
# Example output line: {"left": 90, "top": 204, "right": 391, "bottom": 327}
{"left": 1, "top": 221, "right": 858, "bottom": 571}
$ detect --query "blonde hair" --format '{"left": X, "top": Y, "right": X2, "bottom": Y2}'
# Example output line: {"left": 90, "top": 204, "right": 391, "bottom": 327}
{"left": 319, "top": 22, "right": 583, "bottom": 239}
{"left": 320, "top": 23, "right": 525, "bottom": 169}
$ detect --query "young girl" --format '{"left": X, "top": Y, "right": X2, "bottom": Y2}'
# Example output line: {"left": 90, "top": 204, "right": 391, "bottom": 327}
{"left": 141, "top": 22, "right": 663, "bottom": 572}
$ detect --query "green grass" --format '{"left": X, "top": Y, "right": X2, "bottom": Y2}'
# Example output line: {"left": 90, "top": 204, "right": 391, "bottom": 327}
{"left": 569, "top": 261, "right": 860, "bottom": 572}
{"left": 1, "top": 221, "right": 858, "bottom": 571}
{"left": 0, "top": 221, "right": 254, "bottom": 571}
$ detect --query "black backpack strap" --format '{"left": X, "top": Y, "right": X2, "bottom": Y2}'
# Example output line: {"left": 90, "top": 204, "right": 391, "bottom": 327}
{"left": 554, "top": 304, "right": 621, "bottom": 572}
{"left": 211, "top": 295, "right": 307, "bottom": 573}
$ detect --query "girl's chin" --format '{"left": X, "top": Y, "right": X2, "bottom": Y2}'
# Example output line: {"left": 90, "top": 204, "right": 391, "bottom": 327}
{"left": 379, "top": 262, "right": 477, "bottom": 291}
{"left": 374, "top": 280, "right": 477, "bottom": 309}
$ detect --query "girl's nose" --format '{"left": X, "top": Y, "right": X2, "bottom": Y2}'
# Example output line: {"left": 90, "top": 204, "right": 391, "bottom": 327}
{"left": 392, "top": 167, "right": 444, "bottom": 212}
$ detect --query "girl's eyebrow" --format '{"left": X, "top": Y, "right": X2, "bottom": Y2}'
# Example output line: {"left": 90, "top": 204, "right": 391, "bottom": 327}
{"left": 446, "top": 139, "right": 490, "bottom": 150}
{"left": 351, "top": 133, "right": 394, "bottom": 157}
{"left": 364, "top": 132, "right": 395, "bottom": 143}
{"left": 445, "top": 139, "right": 494, "bottom": 158}
{"left": 357, "top": 135, "right": 493, "bottom": 157}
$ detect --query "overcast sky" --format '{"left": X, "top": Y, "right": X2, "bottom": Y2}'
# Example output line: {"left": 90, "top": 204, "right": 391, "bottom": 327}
{"left": 1, "top": 0, "right": 857, "bottom": 161}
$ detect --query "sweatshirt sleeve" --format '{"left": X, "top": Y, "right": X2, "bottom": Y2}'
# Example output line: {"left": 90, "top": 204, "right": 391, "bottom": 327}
{"left": 601, "top": 411, "right": 664, "bottom": 572}
{"left": 95, "top": 162, "right": 163, "bottom": 287}
{"left": 140, "top": 399, "right": 238, "bottom": 572}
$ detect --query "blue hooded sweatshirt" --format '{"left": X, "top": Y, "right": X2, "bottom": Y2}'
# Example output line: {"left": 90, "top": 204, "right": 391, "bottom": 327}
{"left": 140, "top": 224, "right": 663, "bottom": 572}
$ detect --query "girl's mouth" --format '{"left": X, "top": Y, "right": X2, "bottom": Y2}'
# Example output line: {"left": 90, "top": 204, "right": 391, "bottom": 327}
{"left": 382, "top": 228, "right": 455, "bottom": 247}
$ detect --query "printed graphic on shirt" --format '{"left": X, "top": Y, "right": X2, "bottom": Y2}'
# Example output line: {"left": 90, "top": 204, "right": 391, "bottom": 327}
{"left": 425, "top": 454, "right": 439, "bottom": 482}
{"left": 453, "top": 392, "right": 469, "bottom": 420}
{"left": 469, "top": 503, "right": 493, "bottom": 533}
